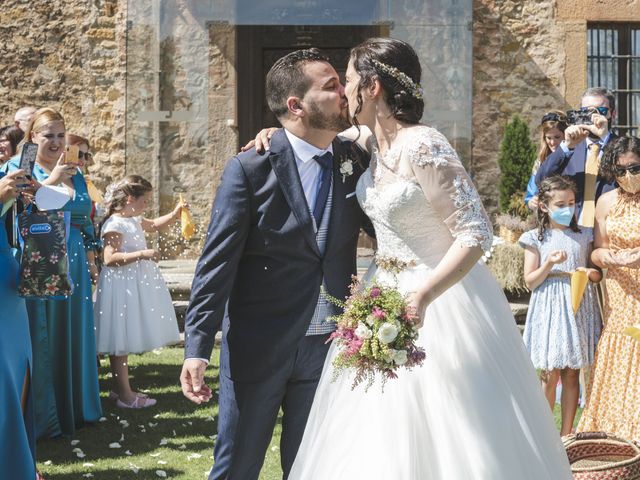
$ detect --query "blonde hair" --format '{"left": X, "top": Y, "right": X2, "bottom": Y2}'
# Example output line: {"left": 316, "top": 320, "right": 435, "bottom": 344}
{"left": 101, "top": 175, "right": 153, "bottom": 227}
{"left": 18, "top": 107, "right": 66, "bottom": 153}
{"left": 537, "top": 110, "right": 567, "bottom": 165}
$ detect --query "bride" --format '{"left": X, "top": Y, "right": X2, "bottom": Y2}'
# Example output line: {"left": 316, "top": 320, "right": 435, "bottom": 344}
{"left": 287, "top": 38, "right": 573, "bottom": 479}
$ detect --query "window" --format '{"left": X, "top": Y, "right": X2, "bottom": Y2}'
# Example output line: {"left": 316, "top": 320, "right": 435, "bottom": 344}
{"left": 587, "top": 23, "right": 640, "bottom": 136}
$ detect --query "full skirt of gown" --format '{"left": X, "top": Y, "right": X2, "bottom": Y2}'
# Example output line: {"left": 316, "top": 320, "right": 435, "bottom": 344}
{"left": 289, "top": 262, "right": 572, "bottom": 479}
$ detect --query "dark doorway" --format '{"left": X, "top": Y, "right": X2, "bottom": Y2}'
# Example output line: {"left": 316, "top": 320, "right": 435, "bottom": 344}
{"left": 236, "top": 25, "right": 386, "bottom": 146}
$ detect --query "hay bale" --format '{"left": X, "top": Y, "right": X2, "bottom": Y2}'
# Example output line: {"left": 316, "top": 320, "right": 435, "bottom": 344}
{"left": 487, "top": 242, "right": 528, "bottom": 294}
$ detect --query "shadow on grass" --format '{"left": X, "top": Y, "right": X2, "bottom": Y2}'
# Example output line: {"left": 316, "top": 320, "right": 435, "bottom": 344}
{"left": 46, "top": 467, "right": 184, "bottom": 480}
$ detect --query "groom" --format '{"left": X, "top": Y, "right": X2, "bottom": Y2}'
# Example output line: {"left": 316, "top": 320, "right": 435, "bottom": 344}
{"left": 180, "top": 48, "right": 371, "bottom": 479}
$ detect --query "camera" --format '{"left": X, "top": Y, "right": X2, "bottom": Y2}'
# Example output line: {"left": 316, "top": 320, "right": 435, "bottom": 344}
{"left": 565, "top": 107, "right": 599, "bottom": 126}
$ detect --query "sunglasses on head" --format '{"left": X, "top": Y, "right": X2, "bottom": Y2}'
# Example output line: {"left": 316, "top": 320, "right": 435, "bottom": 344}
{"left": 541, "top": 112, "right": 567, "bottom": 124}
{"left": 614, "top": 163, "right": 640, "bottom": 177}
{"left": 580, "top": 106, "right": 609, "bottom": 116}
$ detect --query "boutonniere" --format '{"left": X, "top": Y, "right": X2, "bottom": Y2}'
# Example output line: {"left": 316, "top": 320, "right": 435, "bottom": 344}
{"left": 339, "top": 156, "right": 354, "bottom": 182}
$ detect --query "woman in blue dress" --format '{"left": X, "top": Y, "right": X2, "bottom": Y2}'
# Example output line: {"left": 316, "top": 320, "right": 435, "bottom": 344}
{"left": 5, "top": 107, "right": 102, "bottom": 438}
{"left": 0, "top": 169, "right": 37, "bottom": 478}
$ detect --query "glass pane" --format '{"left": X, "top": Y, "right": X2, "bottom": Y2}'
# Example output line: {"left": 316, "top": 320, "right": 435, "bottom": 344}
{"left": 125, "top": 0, "right": 474, "bottom": 253}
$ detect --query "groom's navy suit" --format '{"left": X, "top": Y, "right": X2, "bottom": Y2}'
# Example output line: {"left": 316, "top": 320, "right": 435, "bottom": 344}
{"left": 184, "top": 129, "right": 370, "bottom": 479}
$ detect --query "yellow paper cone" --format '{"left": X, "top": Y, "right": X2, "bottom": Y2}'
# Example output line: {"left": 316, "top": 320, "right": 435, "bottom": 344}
{"left": 85, "top": 177, "right": 104, "bottom": 204}
{"left": 623, "top": 325, "right": 640, "bottom": 341}
{"left": 179, "top": 194, "right": 195, "bottom": 240}
{"left": 571, "top": 270, "right": 589, "bottom": 315}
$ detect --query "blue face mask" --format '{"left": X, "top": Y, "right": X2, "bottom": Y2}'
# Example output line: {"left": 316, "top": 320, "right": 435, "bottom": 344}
{"left": 549, "top": 206, "right": 575, "bottom": 226}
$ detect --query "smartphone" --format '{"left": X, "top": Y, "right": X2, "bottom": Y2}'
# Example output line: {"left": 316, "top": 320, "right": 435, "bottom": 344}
{"left": 18, "top": 142, "right": 38, "bottom": 177}
{"left": 64, "top": 144, "right": 80, "bottom": 165}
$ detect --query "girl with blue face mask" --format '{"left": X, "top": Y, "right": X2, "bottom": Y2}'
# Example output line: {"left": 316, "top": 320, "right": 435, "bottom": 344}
{"left": 518, "top": 175, "right": 603, "bottom": 436}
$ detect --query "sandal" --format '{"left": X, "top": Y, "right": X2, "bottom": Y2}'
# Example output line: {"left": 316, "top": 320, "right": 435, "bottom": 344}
{"left": 116, "top": 396, "right": 157, "bottom": 409}
{"left": 109, "top": 390, "right": 149, "bottom": 401}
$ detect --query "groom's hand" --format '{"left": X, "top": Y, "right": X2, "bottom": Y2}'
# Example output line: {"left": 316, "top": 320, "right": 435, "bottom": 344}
{"left": 180, "top": 359, "right": 213, "bottom": 404}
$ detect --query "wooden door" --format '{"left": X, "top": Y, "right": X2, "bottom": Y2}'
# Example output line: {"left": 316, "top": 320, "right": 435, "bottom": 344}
{"left": 236, "top": 25, "right": 385, "bottom": 146}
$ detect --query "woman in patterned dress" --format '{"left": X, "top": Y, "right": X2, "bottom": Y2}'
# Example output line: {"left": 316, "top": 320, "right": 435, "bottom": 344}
{"left": 578, "top": 136, "right": 640, "bottom": 438}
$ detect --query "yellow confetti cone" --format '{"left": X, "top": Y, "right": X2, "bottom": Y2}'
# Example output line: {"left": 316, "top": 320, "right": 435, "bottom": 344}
{"left": 179, "top": 194, "right": 195, "bottom": 240}
{"left": 571, "top": 270, "right": 589, "bottom": 315}
{"left": 623, "top": 325, "right": 640, "bottom": 341}
{"left": 85, "top": 177, "right": 104, "bottom": 204}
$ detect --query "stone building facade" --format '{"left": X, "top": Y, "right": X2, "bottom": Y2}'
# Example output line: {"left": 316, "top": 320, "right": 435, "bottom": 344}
{"left": 1, "top": 0, "right": 638, "bottom": 256}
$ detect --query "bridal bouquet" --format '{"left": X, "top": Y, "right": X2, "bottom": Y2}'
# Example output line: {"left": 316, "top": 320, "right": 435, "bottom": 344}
{"left": 327, "top": 279, "right": 426, "bottom": 390}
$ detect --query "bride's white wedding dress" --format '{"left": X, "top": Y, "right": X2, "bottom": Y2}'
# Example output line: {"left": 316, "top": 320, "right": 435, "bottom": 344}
{"left": 289, "top": 126, "right": 572, "bottom": 479}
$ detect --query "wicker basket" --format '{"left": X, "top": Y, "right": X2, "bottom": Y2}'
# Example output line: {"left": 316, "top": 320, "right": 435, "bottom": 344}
{"left": 563, "top": 432, "right": 640, "bottom": 479}
{"left": 498, "top": 225, "right": 524, "bottom": 244}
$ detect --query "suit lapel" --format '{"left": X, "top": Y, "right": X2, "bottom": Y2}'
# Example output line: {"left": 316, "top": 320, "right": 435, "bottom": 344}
{"left": 269, "top": 131, "right": 321, "bottom": 257}
{"left": 325, "top": 139, "right": 349, "bottom": 255}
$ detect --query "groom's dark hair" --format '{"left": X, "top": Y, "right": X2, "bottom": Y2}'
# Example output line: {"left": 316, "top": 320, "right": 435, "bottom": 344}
{"left": 266, "top": 48, "right": 329, "bottom": 119}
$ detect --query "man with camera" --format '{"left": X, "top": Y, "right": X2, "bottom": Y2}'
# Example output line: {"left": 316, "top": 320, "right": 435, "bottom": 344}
{"left": 536, "top": 87, "right": 617, "bottom": 228}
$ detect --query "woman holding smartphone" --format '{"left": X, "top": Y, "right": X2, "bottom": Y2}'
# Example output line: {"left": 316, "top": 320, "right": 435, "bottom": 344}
{"left": 4, "top": 107, "right": 102, "bottom": 439}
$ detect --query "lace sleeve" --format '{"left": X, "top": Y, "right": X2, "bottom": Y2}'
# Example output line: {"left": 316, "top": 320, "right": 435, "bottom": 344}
{"left": 407, "top": 127, "right": 493, "bottom": 254}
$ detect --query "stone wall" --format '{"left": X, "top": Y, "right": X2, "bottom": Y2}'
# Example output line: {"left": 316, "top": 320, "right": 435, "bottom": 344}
{"left": 472, "top": 0, "right": 640, "bottom": 214}
{"left": 0, "top": 0, "right": 127, "bottom": 188}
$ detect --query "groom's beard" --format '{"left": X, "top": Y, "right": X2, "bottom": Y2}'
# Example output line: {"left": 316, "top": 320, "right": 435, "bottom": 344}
{"left": 307, "top": 101, "right": 352, "bottom": 132}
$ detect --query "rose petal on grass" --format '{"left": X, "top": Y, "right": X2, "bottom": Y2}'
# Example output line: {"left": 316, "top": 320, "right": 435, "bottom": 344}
{"left": 159, "top": 438, "right": 168, "bottom": 446}
{"left": 158, "top": 460, "right": 167, "bottom": 465}
{"left": 71, "top": 439, "right": 80, "bottom": 446}
{"left": 82, "top": 463, "right": 95, "bottom": 468}
{"left": 99, "top": 417, "right": 107, "bottom": 422}
{"left": 156, "top": 470, "right": 167, "bottom": 477}
{"left": 149, "top": 452, "right": 162, "bottom": 457}
{"left": 125, "top": 450, "right": 133, "bottom": 456}
{"left": 109, "top": 442, "right": 122, "bottom": 449}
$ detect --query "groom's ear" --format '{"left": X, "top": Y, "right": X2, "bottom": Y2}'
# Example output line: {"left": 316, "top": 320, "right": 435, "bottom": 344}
{"left": 286, "top": 97, "right": 304, "bottom": 118}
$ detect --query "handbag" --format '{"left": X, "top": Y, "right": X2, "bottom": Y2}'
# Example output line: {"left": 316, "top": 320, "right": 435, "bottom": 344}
{"left": 17, "top": 206, "right": 74, "bottom": 299}
{"left": 563, "top": 432, "right": 640, "bottom": 479}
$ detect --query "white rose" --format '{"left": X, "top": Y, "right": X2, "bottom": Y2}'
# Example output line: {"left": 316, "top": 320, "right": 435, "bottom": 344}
{"left": 377, "top": 322, "right": 399, "bottom": 344}
{"left": 355, "top": 322, "right": 373, "bottom": 339}
{"left": 392, "top": 349, "right": 408, "bottom": 365}
{"left": 364, "top": 314, "right": 376, "bottom": 326}
{"left": 340, "top": 160, "right": 353, "bottom": 176}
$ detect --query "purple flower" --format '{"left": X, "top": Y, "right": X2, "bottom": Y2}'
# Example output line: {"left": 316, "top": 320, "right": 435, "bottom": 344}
{"left": 370, "top": 287, "right": 381, "bottom": 298}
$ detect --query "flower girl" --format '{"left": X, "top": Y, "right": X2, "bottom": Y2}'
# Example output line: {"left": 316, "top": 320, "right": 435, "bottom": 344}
{"left": 519, "top": 175, "right": 602, "bottom": 434}
{"left": 95, "top": 175, "right": 183, "bottom": 408}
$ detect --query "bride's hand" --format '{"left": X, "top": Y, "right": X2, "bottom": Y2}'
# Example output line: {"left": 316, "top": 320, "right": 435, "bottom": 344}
{"left": 406, "top": 291, "right": 430, "bottom": 329}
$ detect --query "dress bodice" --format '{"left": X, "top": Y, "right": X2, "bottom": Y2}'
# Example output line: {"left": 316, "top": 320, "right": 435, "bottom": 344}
{"left": 101, "top": 216, "right": 148, "bottom": 252}
{"left": 607, "top": 190, "right": 640, "bottom": 251}
{"left": 356, "top": 126, "right": 492, "bottom": 268}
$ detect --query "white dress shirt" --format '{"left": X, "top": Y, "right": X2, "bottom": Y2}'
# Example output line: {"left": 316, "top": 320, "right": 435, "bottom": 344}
{"left": 284, "top": 129, "right": 333, "bottom": 215}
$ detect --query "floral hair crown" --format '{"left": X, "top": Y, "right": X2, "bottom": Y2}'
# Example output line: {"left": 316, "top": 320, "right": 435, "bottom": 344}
{"left": 371, "top": 59, "right": 423, "bottom": 100}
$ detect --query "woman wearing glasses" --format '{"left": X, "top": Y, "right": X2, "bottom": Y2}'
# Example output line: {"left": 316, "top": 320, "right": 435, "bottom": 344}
{"left": 525, "top": 111, "right": 568, "bottom": 210}
{"left": 577, "top": 136, "right": 640, "bottom": 439}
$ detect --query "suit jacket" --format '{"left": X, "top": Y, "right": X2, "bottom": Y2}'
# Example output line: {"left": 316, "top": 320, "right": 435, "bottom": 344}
{"left": 535, "top": 134, "right": 617, "bottom": 219}
{"left": 184, "top": 129, "right": 371, "bottom": 382}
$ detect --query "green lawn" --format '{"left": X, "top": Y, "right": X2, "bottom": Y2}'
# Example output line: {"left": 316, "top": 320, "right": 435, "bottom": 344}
{"left": 37, "top": 347, "right": 579, "bottom": 479}
{"left": 37, "top": 346, "right": 283, "bottom": 480}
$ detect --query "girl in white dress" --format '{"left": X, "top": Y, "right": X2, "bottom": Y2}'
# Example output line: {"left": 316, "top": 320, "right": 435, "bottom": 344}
{"left": 288, "top": 38, "right": 573, "bottom": 479}
{"left": 95, "top": 175, "right": 183, "bottom": 409}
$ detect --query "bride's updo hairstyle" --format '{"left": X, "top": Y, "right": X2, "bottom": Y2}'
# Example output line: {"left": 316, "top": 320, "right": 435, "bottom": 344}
{"left": 349, "top": 37, "right": 424, "bottom": 125}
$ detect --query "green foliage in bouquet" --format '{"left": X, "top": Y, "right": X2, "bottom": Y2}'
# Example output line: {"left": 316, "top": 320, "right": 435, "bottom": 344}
{"left": 498, "top": 115, "right": 536, "bottom": 213}
{"left": 325, "top": 279, "right": 426, "bottom": 391}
